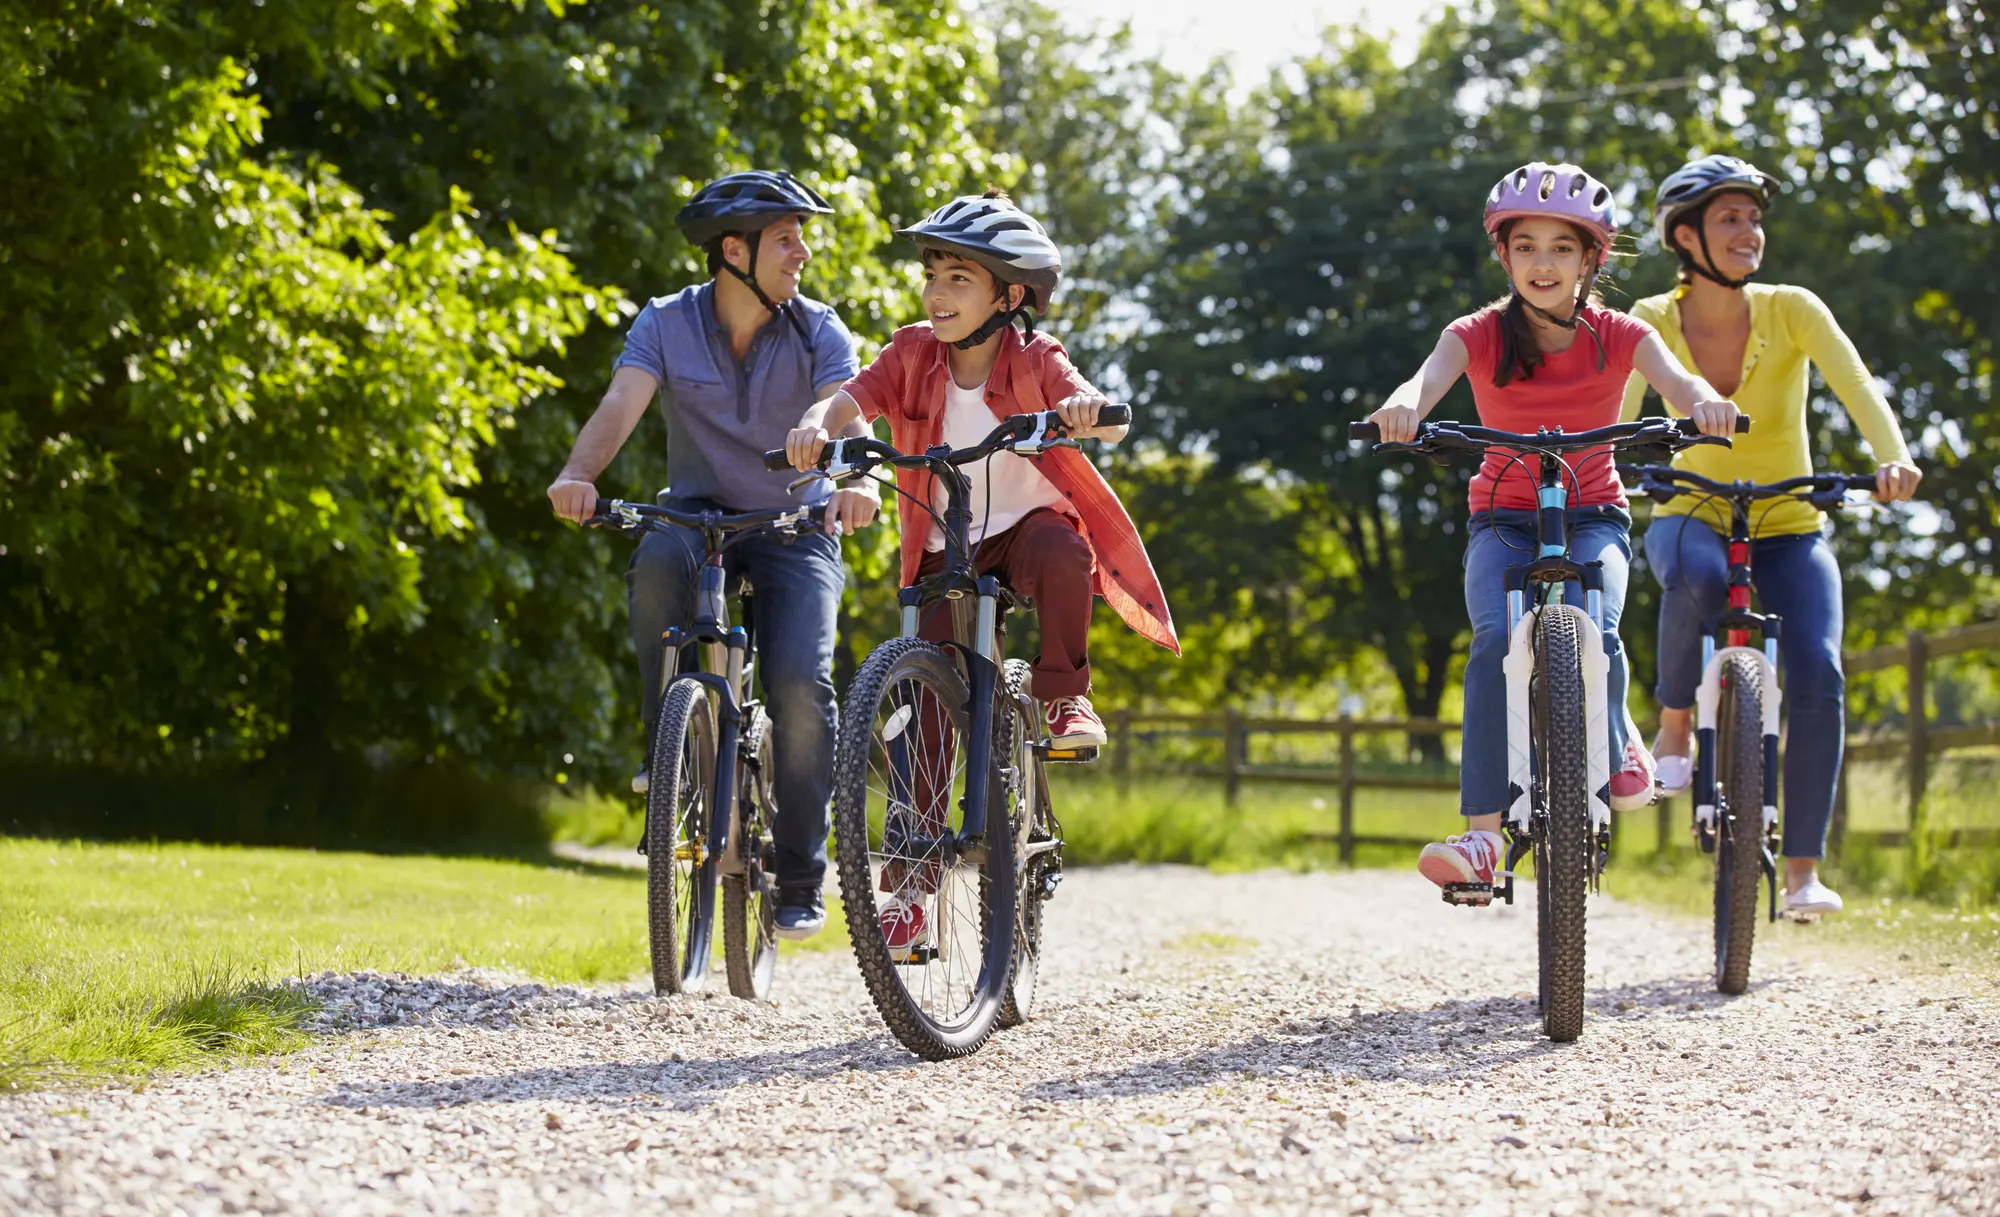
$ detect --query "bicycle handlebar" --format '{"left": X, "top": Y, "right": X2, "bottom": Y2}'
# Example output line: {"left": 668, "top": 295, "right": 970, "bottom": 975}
{"left": 1619, "top": 465, "right": 1880, "bottom": 507}
{"left": 586, "top": 498, "right": 825, "bottom": 534}
{"left": 1348, "top": 414, "right": 1748, "bottom": 451}
{"left": 761, "top": 405, "right": 1134, "bottom": 474}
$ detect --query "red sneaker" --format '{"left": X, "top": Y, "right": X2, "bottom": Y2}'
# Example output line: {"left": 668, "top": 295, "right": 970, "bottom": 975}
{"left": 1044, "top": 695, "right": 1107, "bottom": 748}
{"left": 879, "top": 895, "right": 929, "bottom": 961}
{"left": 1417, "top": 830, "right": 1502, "bottom": 891}
{"left": 1608, "top": 737, "right": 1658, "bottom": 811}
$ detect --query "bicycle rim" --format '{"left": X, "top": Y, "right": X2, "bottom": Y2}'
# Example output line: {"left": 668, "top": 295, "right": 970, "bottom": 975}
{"left": 647, "top": 680, "right": 717, "bottom": 996}
{"left": 831, "top": 638, "right": 1012, "bottom": 1060}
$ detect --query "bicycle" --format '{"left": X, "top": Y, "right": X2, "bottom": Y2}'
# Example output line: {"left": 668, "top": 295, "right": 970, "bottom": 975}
{"left": 1620, "top": 464, "right": 1879, "bottom": 995}
{"left": 1351, "top": 414, "right": 1742, "bottom": 1042}
{"left": 585, "top": 496, "right": 827, "bottom": 1000}
{"left": 764, "top": 404, "right": 1129, "bottom": 1059}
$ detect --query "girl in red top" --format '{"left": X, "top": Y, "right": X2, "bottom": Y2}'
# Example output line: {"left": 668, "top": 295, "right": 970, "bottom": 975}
{"left": 1366, "top": 162, "right": 1741, "bottom": 897}
{"left": 787, "top": 191, "right": 1179, "bottom": 751}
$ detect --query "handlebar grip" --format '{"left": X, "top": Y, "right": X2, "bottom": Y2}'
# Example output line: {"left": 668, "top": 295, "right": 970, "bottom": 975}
{"left": 1348, "top": 421, "right": 1381, "bottom": 442}
{"left": 762, "top": 449, "right": 791, "bottom": 472}
{"left": 1098, "top": 404, "right": 1132, "bottom": 427}
{"left": 1735, "top": 414, "right": 1752, "bottom": 434}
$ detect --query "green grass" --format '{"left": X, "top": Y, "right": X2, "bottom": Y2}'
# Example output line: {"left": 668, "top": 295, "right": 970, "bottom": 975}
{"left": 0, "top": 837, "right": 655, "bottom": 1083}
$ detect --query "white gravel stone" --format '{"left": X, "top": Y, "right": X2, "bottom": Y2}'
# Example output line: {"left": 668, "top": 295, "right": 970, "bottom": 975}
{"left": 3, "top": 865, "right": 1997, "bottom": 1214}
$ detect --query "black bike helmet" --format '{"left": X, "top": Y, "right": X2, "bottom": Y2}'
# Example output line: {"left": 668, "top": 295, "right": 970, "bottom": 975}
{"left": 674, "top": 171, "right": 834, "bottom": 338}
{"left": 1652, "top": 154, "right": 1778, "bottom": 288}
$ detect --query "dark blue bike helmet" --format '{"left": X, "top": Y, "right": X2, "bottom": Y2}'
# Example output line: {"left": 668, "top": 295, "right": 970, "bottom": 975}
{"left": 1652, "top": 155, "right": 1778, "bottom": 289}
{"left": 675, "top": 171, "right": 835, "bottom": 338}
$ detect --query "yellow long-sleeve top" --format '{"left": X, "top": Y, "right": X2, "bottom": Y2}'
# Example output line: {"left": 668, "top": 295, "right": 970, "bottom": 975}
{"left": 1620, "top": 283, "right": 1912, "bottom": 537}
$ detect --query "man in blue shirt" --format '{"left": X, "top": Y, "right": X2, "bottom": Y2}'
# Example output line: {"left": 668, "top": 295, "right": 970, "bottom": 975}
{"left": 548, "top": 171, "right": 877, "bottom": 938}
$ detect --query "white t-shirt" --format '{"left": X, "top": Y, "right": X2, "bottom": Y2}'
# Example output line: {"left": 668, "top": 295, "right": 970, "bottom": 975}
{"left": 924, "top": 377, "right": 1072, "bottom": 551}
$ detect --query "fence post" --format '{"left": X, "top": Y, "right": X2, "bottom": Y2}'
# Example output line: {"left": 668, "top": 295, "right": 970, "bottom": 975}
{"left": 1907, "top": 630, "right": 1930, "bottom": 856}
{"left": 1222, "top": 709, "right": 1243, "bottom": 808}
{"left": 1337, "top": 716, "right": 1357, "bottom": 866}
{"left": 1113, "top": 707, "right": 1132, "bottom": 800}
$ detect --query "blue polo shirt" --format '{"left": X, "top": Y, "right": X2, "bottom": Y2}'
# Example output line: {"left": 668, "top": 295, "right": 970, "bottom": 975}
{"left": 614, "top": 283, "right": 858, "bottom": 511}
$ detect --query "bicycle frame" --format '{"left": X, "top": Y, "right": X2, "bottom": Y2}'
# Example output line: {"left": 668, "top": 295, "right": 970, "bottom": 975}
{"left": 657, "top": 547, "right": 756, "bottom": 876}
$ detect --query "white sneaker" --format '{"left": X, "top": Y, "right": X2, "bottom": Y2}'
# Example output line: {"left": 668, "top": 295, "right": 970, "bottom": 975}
{"left": 1785, "top": 877, "right": 1844, "bottom": 916}
{"left": 1652, "top": 739, "right": 1692, "bottom": 797}
{"left": 631, "top": 767, "right": 649, "bottom": 796}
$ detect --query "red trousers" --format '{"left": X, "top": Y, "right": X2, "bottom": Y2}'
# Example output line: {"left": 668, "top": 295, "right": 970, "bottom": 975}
{"left": 913, "top": 508, "right": 1094, "bottom": 699}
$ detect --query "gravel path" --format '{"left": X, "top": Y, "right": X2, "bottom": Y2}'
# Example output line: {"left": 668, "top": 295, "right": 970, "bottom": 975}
{"left": 4, "top": 866, "right": 1997, "bottom": 1215}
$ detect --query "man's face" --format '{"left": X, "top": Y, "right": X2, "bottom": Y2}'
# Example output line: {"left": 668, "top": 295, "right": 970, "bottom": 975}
{"left": 725, "top": 215, "right": 811, "bottom": 302}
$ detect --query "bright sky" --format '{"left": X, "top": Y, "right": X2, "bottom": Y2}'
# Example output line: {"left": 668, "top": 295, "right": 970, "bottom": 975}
{"left": 1058, "top": 0, "right": 1448, "bottom": 77}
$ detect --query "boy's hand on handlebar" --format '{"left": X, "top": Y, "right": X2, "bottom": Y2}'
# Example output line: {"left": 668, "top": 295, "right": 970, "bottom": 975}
{"left": 825, "top": 486, "right": 879, "bottom": 536}
{"left": 1689, "top": 399, "right": 1740, "bottom": 438}
{"left": 1875, "top": 460, "right": 1922, "bottom": 503}
{"left": 1055, "top": 390, "right": 1111, "bottom": 437}
{"left": 786, "top": 425, "right": 830, "bottom": 471}
{"left": 547, "top": 476, "right": 598, "bottom": 523}
{"left": 1368, "top": 403, "right": 1421, "bottom": 445}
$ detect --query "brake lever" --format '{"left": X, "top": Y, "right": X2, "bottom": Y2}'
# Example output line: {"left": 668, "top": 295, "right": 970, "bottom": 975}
{"left": 1010, "top": 411, "right": 1062, "bottom": 456}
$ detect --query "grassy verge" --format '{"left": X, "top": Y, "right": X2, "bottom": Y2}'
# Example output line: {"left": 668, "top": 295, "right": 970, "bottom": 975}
{"left": 0, "top": 837, "right": 658, "bottom": 1084}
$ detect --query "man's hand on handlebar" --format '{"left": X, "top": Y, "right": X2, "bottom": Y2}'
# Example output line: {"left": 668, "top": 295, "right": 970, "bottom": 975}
{"left": 1688, "top": 399, "right": 1742, "bottom": 438}
{"left": 825, "top": 485, "right": 879, "bottom": 536}
{"left": 547, "top": 476, "right": 598, "bottom": 524}
{"left": 1366, "top": 403, "right": 1422, "bottom": 445}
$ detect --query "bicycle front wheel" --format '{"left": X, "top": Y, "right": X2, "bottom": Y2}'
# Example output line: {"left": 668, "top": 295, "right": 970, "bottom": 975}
{"left": 723, "top": 706, "right": 779, "bottom": 1001}
{"left": 1713, "top": 653, "right": 1765, "bottom": 995}
{"left": 646, "top": 679, "right": 718, "bottom": 995}
{"left": 1533, "top": 609, "right": 1590, "bottom": 1043}
{"left": 831, "top": 638, "right": 1013, "bottom": 1060}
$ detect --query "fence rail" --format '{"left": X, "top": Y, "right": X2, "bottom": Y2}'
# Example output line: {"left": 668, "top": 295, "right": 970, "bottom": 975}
{"left": 1105, "top": 618, "right": 1998, "bottom": 863}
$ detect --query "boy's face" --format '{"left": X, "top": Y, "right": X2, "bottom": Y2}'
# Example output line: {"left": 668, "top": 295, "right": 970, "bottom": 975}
{"left": 922, "top": 252, "right": 1020, "bottom": 345}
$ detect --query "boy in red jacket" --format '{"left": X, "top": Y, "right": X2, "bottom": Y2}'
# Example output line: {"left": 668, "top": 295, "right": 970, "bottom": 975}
{"left": 786, "top": 190, "right": 1179, "bottom": 746}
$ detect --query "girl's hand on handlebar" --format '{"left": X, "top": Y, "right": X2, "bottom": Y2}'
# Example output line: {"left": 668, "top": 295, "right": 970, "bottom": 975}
{"left": 825, "top": 486, "right": 879, "bottom": 536}
{"left": 1689, "top": 399, "right": 1741, "bottom": 437}
{"left": 1368, "top": 403, "right": 1421, "bottom": 445}
{"left": 1875, "top": 460, "right": 1922, "bottom": 503}
{"left": 786, "top": 425, "right": 830, "bottom": 471}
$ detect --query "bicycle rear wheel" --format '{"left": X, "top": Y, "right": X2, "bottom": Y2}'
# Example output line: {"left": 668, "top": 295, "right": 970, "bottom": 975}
{"left": 1533, "top": 609, "right": 1590, "bottom": 1043}
{"left": 831, "top": 637, "right": 1013, "bottom": 1060}
{"left": 646, "top": 679, "right": 717, "bottom": 995}
{"left": 724, "top": 706, "right": 779, "bottom": 1001}
{"left": 997, "top": 659, "right": 1057, "bottom": 1028}
{"left": 1713, "top": 653, "right": 1765, "bottom": 995}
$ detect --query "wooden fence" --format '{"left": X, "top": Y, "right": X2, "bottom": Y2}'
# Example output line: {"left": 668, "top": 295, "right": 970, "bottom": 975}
{"left": 1105, "top": 618, "right": 2000, "bottom": 861}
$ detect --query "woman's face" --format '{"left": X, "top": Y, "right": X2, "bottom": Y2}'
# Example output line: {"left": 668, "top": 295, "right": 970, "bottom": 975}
{"left": 1500, "top": 217, "right": 1591, "bottom": 314}
{"left": 1678, "top": 190, "right": 1764, "bottom": 279}
{"left": 921, "top": 253, "right": 1022, "bottom": 345}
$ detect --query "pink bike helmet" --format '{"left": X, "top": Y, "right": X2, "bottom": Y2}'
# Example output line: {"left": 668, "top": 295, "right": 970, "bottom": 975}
{"left": 1482, "top": 162, "right": 1618, "bottom": 265}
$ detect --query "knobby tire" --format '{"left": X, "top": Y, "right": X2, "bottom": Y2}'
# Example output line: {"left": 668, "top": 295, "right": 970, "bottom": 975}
{"left": 647, "top": 679, "right": 717, "bottom": 996}
{"left": 724, "top": 706, "right": 779, "bottom": 1001}
{"left": 1714, "top": 653, "right": 1765, "bottom": 996}
{"left": 1534, "top": 609, "right": 1590, "bottom": 1043}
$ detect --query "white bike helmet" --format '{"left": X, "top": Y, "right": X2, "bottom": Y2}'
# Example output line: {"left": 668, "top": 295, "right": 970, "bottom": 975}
{"left": 897, "top": 193, "right": 1063, "bottom": 312}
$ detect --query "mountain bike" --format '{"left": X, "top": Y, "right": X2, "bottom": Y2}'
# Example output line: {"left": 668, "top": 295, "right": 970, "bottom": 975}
{"left": 764, "top": 404, "right": 1128, "bottom": 1059}
{"left": 1621, "top": 465, "right": 1879, "bottom": 995}
{"left": 1352, "top": 415, "right": 1742, "bottom": 1042}
{"left": 586, "top": 497, "right": 826, "bottom": 1000}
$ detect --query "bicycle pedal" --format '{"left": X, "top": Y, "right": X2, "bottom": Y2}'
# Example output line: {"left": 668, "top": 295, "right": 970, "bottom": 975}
{"left": 1035, "top": 743, "right": 1100, "bottom": 764}
{"left": 889, "top": 945, "right": 939, "bottom": 965}
{"left": 1441, "top": 883, "right": 1493, "bottom": 907}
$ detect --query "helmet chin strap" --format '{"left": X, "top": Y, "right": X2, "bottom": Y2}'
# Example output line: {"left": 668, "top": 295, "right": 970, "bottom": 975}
{"left": 949, "top": 304, "right": 1035, "bottom": 351}
{"left": 1515, "top": 285, "right": 1606, "bottom": 372}
{"left": 721, "top": 230, "right": 811, "bottom": 343}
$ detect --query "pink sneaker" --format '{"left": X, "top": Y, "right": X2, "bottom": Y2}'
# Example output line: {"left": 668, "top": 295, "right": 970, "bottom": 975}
{"left": 1608, "top": 737, "right": 1658, "bottom": 811}
{"left": 1418, "top": 830, "right": 1502, "bottom": 892}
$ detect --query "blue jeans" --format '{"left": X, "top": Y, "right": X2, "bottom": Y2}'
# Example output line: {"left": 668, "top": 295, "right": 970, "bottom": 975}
{"left": 1644, "top": 514, "right": 1844, "bottom": 859}
{"left": 1461, "top": 508, "right": 1633, "bottom": 817}
{"left": 627, "top": 501, "right": 843, "bottom": 895}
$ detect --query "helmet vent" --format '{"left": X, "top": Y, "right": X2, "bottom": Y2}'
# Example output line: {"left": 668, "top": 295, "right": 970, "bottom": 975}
{"left": 1513, "top": 168, "right": 1529, "bottom": 192}
{"left": 1538, "top": 171, "right": 1556, "bottom": 201}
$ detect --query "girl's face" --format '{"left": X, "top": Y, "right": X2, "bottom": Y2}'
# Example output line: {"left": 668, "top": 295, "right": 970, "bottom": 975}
{"left": 922, "top": 253, "right": 1023, "bottom": 345}
{"left": 1500, "top": 217, "right": 1592, "bottom": 315}
{"left": 1679, "top": 190, "right": 1764, "bottom": 279}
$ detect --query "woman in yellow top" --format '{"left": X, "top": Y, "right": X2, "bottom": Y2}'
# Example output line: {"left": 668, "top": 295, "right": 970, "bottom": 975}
{"left": 1621, "top": 154, "right": 1923, "bottom": 916}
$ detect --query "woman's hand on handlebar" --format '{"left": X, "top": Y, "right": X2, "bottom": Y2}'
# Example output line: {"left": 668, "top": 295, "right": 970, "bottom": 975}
{"left": 786, "top": 424, "right": 830, "bottom": 471}
{"left": 1367, "top": 403, "right": 1422, "bottom": 445}
{"left": 1688, "top": 399, "right": 1741, "bottom": 438}
{"left": 1875, "top": 460, "right": 1922, "bottom": 504}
